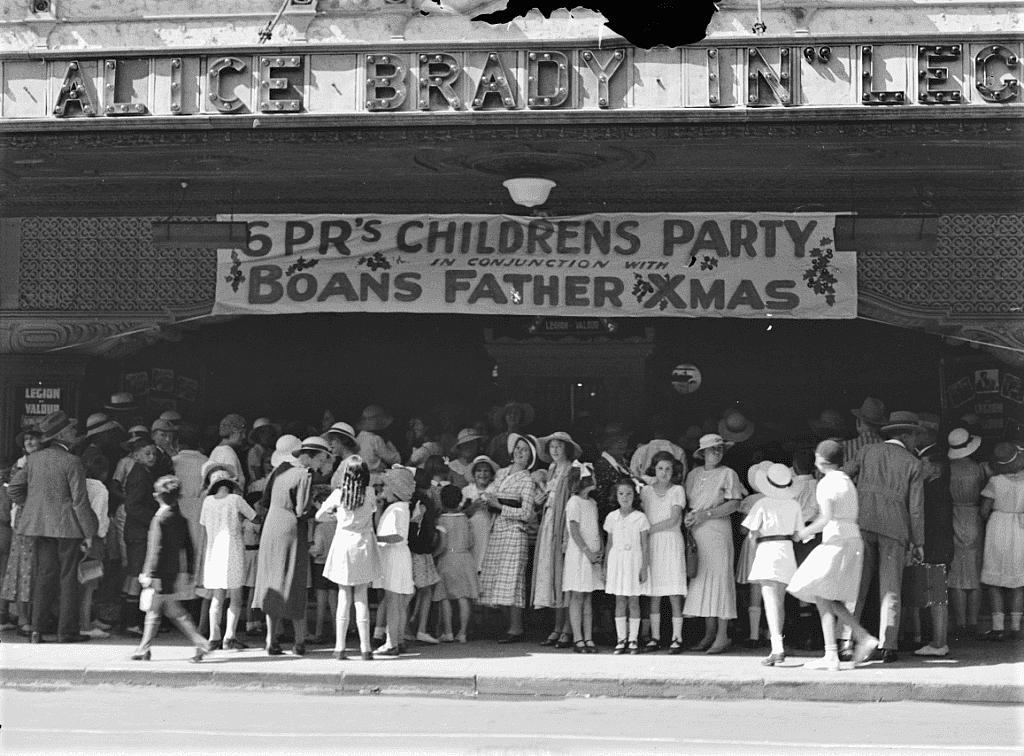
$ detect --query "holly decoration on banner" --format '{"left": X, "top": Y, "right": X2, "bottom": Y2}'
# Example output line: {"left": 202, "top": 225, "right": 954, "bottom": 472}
{"left": 803, "top": 236, "right": 838, "bottom": 306}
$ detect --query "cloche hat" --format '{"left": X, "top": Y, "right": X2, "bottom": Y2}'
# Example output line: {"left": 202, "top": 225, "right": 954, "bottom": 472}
{"left": 991, "top": 442, "right": 1024, "bottom": 475}
{"left": 14, "top": 423, "right": 42, "bottom": 449}
{"left": 946, "top": 428, "right": 982, "bottom": 460}
{"left": 298, "top": 436, "right": 333, "bottom": 457}
{"left": 324, "top": 421, "right": 358, "bottom": 447}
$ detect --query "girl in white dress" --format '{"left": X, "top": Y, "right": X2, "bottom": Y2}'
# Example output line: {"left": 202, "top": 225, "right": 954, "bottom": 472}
{"left": 979, "top": 442, "right": 1024, "bottom": 640}
{"left": 562, "top": 462, "right": 603, "bottom": 653}
{"left": 683, "top": 434, "right": 746, "bottom": 654}
{"left": 200, "top": 469, "right": 259, "bottom": 651}
{"left": 737, "top": 461, "right": 770, "bottom": 649}
{"left": 603, "top": 479, "right": 650, "bottom": 655}
{"left": 461, "top": 456, "right": 498, "bottom": 574}
{"left": 640, "top": 451, "right": 687, "bottom": 654}
{"left": 371, "top": 468, "right": 415, "bottom": 656}
{"left": 742, "top": 463, "right": 803, "bottom": 666}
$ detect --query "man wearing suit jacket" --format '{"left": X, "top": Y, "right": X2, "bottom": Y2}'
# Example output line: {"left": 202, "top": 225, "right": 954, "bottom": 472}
{"left": 841, "top": 410, "right": 926, "bottom": 663}
{"left": 8, "top": 411, "right": 99, "bottom": 643}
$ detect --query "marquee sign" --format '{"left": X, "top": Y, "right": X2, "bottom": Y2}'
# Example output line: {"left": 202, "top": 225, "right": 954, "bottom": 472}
{"left": 213, "top": 213, "right": 855, "bottom": 319}
{"left": 1, "top": 41, "right": 1020, "bottom": 120}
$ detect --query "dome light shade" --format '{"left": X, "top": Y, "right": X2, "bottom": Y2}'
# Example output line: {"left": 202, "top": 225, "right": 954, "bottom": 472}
{"left": 502, "top": 177, "right": 556, "bottom": 208}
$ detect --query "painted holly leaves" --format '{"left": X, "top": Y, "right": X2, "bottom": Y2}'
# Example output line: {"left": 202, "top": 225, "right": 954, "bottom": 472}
{"left": 803, "top": 236, "right": 837, "bottom": 306}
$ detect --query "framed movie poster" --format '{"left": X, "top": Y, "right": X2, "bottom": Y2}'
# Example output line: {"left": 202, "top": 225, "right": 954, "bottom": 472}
{"left": 942, "top": 356, "right": 1024, "bottom": 442}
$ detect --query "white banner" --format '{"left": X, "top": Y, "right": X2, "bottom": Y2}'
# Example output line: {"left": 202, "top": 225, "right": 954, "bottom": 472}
{"left": 213, "top": 213, "right": 855, "bottom": 318}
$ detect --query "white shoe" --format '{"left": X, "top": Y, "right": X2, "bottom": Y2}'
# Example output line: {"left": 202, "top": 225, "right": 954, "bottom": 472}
{"left": 416, "top": 632, "right": 440, "bottom": 645}
{"left": 914, "top": 644, "right": 949, "bottom": 657}
{"left": 91, "top": 619, "right": 112, "bottom": 631}
{"left": 83, "top": 628, "right": 111, "bottom": 639}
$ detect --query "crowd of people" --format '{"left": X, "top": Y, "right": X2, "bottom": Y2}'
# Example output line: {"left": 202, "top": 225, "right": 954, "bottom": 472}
{"left": 1, "top": 393, "right": 1022, "bottom": 670}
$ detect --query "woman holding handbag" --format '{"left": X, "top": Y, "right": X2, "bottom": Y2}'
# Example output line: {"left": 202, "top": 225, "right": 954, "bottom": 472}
{"left": 130, "top": 475, "right": 211, "bottom": 662}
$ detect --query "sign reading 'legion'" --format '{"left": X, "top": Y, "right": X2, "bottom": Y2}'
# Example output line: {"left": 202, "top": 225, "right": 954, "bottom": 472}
{"left": 213, "top": 213, "right": 855, "bottom": 319}
{"left": 2, "top": 42, "right": 1019, "bottom": 120}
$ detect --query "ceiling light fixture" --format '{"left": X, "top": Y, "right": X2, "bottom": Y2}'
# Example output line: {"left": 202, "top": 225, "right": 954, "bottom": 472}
{"left": 503, "top": 177, "right": 556, "bottom": 209}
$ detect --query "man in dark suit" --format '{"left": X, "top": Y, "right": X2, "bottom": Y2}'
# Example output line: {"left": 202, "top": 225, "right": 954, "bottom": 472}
{"left": 8, "top": 411, "right": 99, "bottom": 643}
{"left": 841, "top": 410, "right": 926, "bottom": 663}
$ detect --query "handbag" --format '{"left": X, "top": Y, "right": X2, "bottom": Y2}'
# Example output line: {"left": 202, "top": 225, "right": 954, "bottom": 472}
{"left": 902, "top": 561, "right": 947, "bottom": 609}
{"left": 77, "top": 557, "right": 104, "bottom": 584}
{"left": 683, "top": 526, "right": 698, "bottom": 580}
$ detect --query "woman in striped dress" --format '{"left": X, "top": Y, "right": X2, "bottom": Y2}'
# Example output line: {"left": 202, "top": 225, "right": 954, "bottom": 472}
{"left": 478, "top": 433, "right": 544, "bottom": 643}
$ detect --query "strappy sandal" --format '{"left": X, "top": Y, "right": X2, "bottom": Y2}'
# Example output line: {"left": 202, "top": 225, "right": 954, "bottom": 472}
{"left": 627, "top": 640, "right": 641, "bottom": 655}
{"left": 584, "top": 640, "right": 598, "bottom": 654}
{"left": 554, "top": 633, "right": 573, "bottom": 649}
{"left": 573, "top": 640, "right": 586, "bottom": 654}
{"left": 613, "top": 640, "right": 627, "bottom": 655}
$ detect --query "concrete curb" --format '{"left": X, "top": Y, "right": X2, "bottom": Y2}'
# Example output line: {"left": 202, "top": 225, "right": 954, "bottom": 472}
{"left": 3, "top": 666, "right": 1022, "bottom": 703}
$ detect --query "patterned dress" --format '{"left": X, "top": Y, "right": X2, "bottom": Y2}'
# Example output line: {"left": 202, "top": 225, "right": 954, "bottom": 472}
{"left": 433, "top": 512, "right": 479, "bottom": 601}
{"left": 0, "top": 509, "right": 33, "bottom": 603}
{"left": 682, "top": 465, "right": 746, "bottom": 619}
{"left": 478, "top": 467, "right": 542, "bottom": 608}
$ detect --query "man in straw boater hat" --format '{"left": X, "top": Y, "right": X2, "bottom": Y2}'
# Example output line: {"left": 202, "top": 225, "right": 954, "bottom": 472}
{"left": 842, "top": 398, "right": 887, "bottom": 464}
{"left": 8, "top": 411, "right": 99, "bottom": 643}
{"left": 839, "top": 410, "right": 926, "bottom": 663}
{"left": 78, "top": 413, "right": 124, "bottom": 484}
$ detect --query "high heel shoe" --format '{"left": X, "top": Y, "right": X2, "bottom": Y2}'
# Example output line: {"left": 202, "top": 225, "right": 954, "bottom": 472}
{"left": 130, "top": 649, "right": 151, "bottom": 661}
{"left": 584, "top": 640, "right": 598, "bottom": 654}
{"left": 761, "top": 652, "right": 786, "bottom": 667}
{"left": 266, "top": 643, "right": 284, "bottom": 656}
{"left": 539, "top": 632, "right": 560, "bottom": 647}
{"left": 572, "top": 640, "right": 586, "bottom": 654}
{"left": 554, "top": 633, "right": 573, "bottom": 649}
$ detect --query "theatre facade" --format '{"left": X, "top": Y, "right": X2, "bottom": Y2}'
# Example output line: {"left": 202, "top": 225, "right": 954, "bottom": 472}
{"left": 0, "top": 0, "right": 1022, "bottom": 461}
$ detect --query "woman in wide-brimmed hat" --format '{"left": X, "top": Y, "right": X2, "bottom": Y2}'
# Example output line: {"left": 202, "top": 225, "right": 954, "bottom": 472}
{"left": 246, "top": 418, "right": 280, "bottom": 486}
{"left": 447, "top": 428, "right": 486, "bottom": 488}
{"left": 946, "top": 428, "right": 987, "bottom": 638}
{"left": 532, "top": 431, "right": 582, "bottom": 648}
{"left": 978, "top": 442, "right": 1024, "bottom": 640}
{"left": 682, "top": 434, "right": 746, "bottom": 654}
{"left": 485, "top": 401, "right": 535, "bottom": 468}
{"left": 478, "top": 433, "right": 545, "bottom": 643}
{"left": 355, "top": 405, "right": 401, "bottom": 476}
{"left": 1, "top": 425, "right": 44, "bottom": 636}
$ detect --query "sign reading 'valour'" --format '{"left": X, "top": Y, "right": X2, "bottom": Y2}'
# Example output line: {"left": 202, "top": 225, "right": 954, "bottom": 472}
{"left": 2, "top": 41, "right": 1019, "bottom": 120}
{"left": 213, "top": 213, "right": 855, "bottom": 319}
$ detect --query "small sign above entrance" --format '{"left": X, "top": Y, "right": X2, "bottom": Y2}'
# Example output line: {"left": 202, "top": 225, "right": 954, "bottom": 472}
{"left": 671, "top": 364, "right": 703, "bottom": 395}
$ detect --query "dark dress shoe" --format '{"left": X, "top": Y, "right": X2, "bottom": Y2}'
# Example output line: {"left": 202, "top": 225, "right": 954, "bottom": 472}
{"left": 554, "top": 634, "right": 573, "bottom": 649}
{"left": 539, "top": 634, "right": 559, "bottom": 647}
{"left": 224, "top": 638, "right": 248, "bottom": 651}
{"left": 207, "top": 639, "right": 223, "bottom": 651}
{"left": 266, "top": 643, "right": 284, "bottom": 656}
{"left": 331, "top": 649, "right": 347, "bottom": 660}
{"left": 360, "top": 651, "right": 374, "bottom": 661}
{"left": 30, "top": 632, "right": 45, "bottom": 644}
{"left": 881, "top": 650, "right": 899, "bottom": 663}
{"left": 838, "top": 641, "right": 855, "bottom": 662}
{"left": 130, "top": 649, "right": 151, "bottom": 661}
{"left": 292, "top": 643, "right": 306, "bottom": 657}
{"left": 56, "top": 633, "right": 90, "bottom": 643}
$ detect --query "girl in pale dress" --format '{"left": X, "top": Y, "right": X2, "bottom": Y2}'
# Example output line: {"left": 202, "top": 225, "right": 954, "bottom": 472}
{"left": 200, "top": 469, "right": 259, "bottom": 650}
{"left": 461, "top": 456, "right": 498, "bottom": 574}
{"left": 562, "top": 463, "right": 603, "bottom": 653}
{"left": 478, "top": 434, "right": 544, "bottom": 642}
{"left": 737, "top": 461, "right": 771, "bottom": 648}
{"left": 979, "top": 442, "right": 1024, "bottom": 640}
{"left": 371, "top": 468, "right": 415, "bottom": 656}
{"left": 945, "top": 428, "right": 986, "bottom": 638}
{"left": 742, "top": 463, "right": 803, "bottom": 666}
{"left": 683, "top": 434, "right": 746, "bottom": 654}
{"left": 640, "top": 452, "right": 687, "bottom": 654}
{"left": 317, "top": 455, "right": 381, "bottom": 660}
{"left": 433, "top": 484, "right": 479, "bottom": 643}
{"left": 533, "top": 431, "right": 580, "bottom": 649}
{"left": 787, "top": 440, "right": 879, "bottom": 670}
{"left": 604, "top": 479, "right": 650, "bottom": 654}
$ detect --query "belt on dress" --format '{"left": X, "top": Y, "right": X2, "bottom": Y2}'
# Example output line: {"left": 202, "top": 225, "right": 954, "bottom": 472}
{"left": 756, "top": 534, "right": 794, "bottom": 544}
{"left": 245, "top": 545, "right": 259, "bottom": 551}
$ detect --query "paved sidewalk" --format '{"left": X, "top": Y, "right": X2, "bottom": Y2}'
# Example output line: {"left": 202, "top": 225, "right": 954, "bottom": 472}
{"left": 2, "top": 633, "right": 1022, "bottom": 704}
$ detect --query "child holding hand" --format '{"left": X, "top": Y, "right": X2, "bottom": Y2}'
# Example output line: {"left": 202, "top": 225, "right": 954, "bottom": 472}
{"left": 433, "top": 484, "right": 479, "bottom": 643}
{"left": 563, "top": 462, "right": 604, "bottom": 653}
{"left": 604, "top": 478, "right": 651, "bottom": 654}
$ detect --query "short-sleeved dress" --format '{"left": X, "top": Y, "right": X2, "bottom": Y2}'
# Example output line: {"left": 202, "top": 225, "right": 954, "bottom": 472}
{"left": 562, "top": 494, "right": 604, "bottom": 593}
{"left": 683, "top": 466, "right": 746, "bottom": 619}
{"left": 433, "top": 512, "right": 479, "bottom": 601}
{"left": 200, "top": 492, "right": 257, "bottom": 590}
{"left": 980, "top": 472, "right": 1024, "bottom": 588}
{"left": 478, "top": 467, "right": 542, "bottom": 608}
{"left": 787, "top": 470, "right": 863, "bottom": 605}
{"left": 948, "top": 457, "right": 987, "bottom": 589}
{"left": 321, "top": 486, "right": 382, "bottom": 587}
{"left": 252, "top": 464, "right": 314, "bottom": 619}
{"left": 372, "top": 501, "right": 414, "bottom": 595}
{"left": 735, "top": 493, "right": 763, "bottom": 586}
{"left": 603, "top": 508, "right": 651, "bottom": 596}
{"left": 640, "top": 484, "right": 687, "bottom": 596}
{"left": 741, "top": 497, "right": 802, "bottom": 584}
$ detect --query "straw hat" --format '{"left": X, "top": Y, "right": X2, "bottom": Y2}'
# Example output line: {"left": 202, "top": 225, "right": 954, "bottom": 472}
{"left": 451, "top": 428, "right": 485, "bottom": 451}
{"left": 470, "top": 455, "right": 500, "bottom": 478}
{"left": 207, "top": 469, "right": 241, "bottom": 493}
{"left": 383, "top": 467, "right": 416, "bottom": 502}
{"left": 324, "top": 421, "right": 357, "bottom": 447}
{"left": 105, "top": 392, "right": 138, "bottom": 413}
{"left": 150, "top": 418, "right": 177, "bottom": 433}
{"left": 14, "top": 423, "right": 42, "bottom": 449}
{"left": 809, "top": 409, "right": 848, "bottom": 440}
{"left": 756, "top": 463, "right": 799, "bottom": 499}
{"left": 537, "top": 431, "right": 582, "bottom": 463}
{"left": 158, "top": 410, "right": 183, "bottom": 427}
{"left": 489, "top": 400, "right": 535, "bottom": 431}
{"left": 122, "top": 434, "right": 156, "bottom": 453}
{"left": 991, "top": 442, "right": 1024, "bottom": 475}
{"left": 126, "top": 424, "right": 149, "bottom": 438}
{"left": 746, "top": 460, "right": 772, "bottom": 494}
{"left": 880, "top": 411, "right": 925, "bottom": 437}
{"left": 271, "top": 434, "right": 302, "bottom": 467}
{"left": 298, "top": 436, "right": 333, "bottom": 458}
{"left": 36, "top": 411, "right": 77, "bottom": 443}
{"left": 719, "top": 410, "right": 755, "bottom": 443}
{"left": 357, "top": 405, "right": 394, "bottom": 433}
{"left": 947, "top": 428, "right": 982, "bottom": 460}
{"left": 248, "top": 417, "right": 281, "bottom": 445}
{"left": 694, "top": 433, "right": 734, "bottom": 459}
{"left": 507, "top": 432, "right": 539, "bottom": 467}
{"left": 83, "top": 413, "right": 122, "bottom": 439}
{"left": 851, "top": 398, "right": 887, "bottom": 426}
